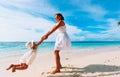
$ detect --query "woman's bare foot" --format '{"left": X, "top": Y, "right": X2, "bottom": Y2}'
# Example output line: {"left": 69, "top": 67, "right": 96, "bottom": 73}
{"left": 50, "top": 69, "right": 60, "bottom": 74}
{"left": 60, "top": 64, "right": 62, "bottom": 68}
{"left": 6, "top": 64, "right": 14, "bottom": 70}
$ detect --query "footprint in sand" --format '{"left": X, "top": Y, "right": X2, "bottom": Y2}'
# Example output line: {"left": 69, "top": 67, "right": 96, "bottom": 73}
{"left": 41, "top": 72, "right": 44, "bottom": 75}
{"left": 104, "top": 59, "right": 110, "bottom": 63}
{"left": 65, "top": 58, "right": 69, "bottom": 60}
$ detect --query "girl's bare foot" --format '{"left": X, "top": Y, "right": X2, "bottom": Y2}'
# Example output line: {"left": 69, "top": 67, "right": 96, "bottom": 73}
{"left": 50, "top": 69, "right": 60, "bottom": 74}
{"left": 6, "top": 64, "right": 14, "bottom": 70}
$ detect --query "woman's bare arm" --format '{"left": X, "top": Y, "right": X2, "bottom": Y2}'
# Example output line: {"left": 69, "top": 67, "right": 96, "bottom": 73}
{"left": 34, "top": 21, "right": 64, "bottom": 48}
{"left": 44, "top": 21, "right": 64, "bottom": 38}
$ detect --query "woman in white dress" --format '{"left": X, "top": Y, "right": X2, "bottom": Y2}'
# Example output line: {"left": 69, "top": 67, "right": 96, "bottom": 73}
{"left": 34, "top": 13, "right": 71, "bottom": 74}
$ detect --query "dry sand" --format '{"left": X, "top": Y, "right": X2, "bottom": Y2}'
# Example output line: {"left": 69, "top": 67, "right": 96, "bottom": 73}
{"left": 0, "top": 46, "right": 120, "bottom": 77}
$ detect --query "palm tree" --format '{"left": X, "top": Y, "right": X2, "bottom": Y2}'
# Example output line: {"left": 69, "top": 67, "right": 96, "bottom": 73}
{"left": 118, "top": 21, "right": 120, "bottom": 26}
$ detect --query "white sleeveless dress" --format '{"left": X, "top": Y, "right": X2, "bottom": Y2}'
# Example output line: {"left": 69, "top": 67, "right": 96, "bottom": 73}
{"left": 19, "top": 49, "right": 37, "bottom": 65}
{"left": 54, "top": 24, "right": 71, "bottom": 50}
{"left": 19, "top": 41, "right": 37, "bottom": 65}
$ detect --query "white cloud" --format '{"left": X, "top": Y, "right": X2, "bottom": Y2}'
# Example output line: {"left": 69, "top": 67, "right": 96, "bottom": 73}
{"left": 66, "top": 25, "right": 85, "bottom": 41}
{"left": 82, "top": 18, "right": 120, "bottom": 41}
{"left": 0, "top": 6, "right": 53, "bottom": 41}
{"left": 0, "top": 6, "right": 82, "bottom": 42}
{"left": 103, "top": 19, "right": 120, "bottom": 39}
{"left": 82, "top": 4, "right": 107, "bottom": 19}
{"left": 0, "top": 0, "right": 34, "bottom": 8}
{"left": 70, "top": 0, "right": 107, "bottom": 20}
{"left": 0, "top": 0, "right": 58, "bottom": 16}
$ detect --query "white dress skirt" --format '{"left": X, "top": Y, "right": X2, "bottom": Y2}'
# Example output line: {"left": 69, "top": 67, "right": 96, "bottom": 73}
{"left": 54, "top": 25, "right": 71, "bottom": 50}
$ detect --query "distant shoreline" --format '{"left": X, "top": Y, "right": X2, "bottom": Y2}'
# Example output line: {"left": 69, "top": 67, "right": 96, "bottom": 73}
{"left": 0, "top": 41, "right": 120, "bottom": 43}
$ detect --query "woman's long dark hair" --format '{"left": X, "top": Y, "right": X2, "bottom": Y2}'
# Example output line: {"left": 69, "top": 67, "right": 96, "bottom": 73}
{"left": 55, "top": 13, "right": 64, "bottom": 20}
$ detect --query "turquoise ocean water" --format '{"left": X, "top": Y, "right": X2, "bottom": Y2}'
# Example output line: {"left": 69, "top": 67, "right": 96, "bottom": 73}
{"left": 0, "top": 41, "right": 120, "bottom": 58}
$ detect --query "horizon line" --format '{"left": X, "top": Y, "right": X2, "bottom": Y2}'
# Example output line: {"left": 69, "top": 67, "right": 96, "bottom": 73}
{"left": 0, "top": 41, "right": 120, "bottom": 42}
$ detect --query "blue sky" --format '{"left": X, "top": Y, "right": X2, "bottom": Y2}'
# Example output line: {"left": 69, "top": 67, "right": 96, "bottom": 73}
{"left": 0, "top": 0, "right": 120, "bottom": 41}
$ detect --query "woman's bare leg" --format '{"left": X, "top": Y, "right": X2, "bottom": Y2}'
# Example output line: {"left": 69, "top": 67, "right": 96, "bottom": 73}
{"left": 50, "top": 50, "right": 61, "bottom": 74}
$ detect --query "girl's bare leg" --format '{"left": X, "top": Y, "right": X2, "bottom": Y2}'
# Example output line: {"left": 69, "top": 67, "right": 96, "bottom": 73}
{"left": 6, "top": 64, "right": 22, "bottom": 70}
{"left": 12, "top": 63, "right": 28, "bottom": 72}
{"left": 50, "top": 50, "right": 61, "bottom": 74}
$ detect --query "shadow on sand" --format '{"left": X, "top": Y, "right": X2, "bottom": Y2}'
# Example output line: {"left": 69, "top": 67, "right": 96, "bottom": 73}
{"left": 47, "top": 64, "right": 120, "bottom": 77}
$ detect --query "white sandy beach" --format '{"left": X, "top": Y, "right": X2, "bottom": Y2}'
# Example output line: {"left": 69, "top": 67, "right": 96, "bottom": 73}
{"left": 0, "top": 46, "right": 120, "bottom": 77}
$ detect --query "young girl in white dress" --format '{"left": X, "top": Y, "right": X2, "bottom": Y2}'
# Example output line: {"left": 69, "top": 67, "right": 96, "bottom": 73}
{"left": 34, "top": 13, "right": 71, "bottom": 74}
{"left": 6, "top": 39, "right": 43, "bottom": 72}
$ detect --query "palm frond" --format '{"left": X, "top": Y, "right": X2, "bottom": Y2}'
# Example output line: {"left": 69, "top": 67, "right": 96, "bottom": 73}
{"left": 118, "top": 21, "right": 120, "bottom": 25}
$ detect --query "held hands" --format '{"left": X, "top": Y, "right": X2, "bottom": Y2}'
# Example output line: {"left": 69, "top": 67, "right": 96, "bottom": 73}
{"left": 32, "top": 44, "right": 38, "bottom": 49}
{"left": 32, "top": 34, "right": 48, "bottom": 49}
